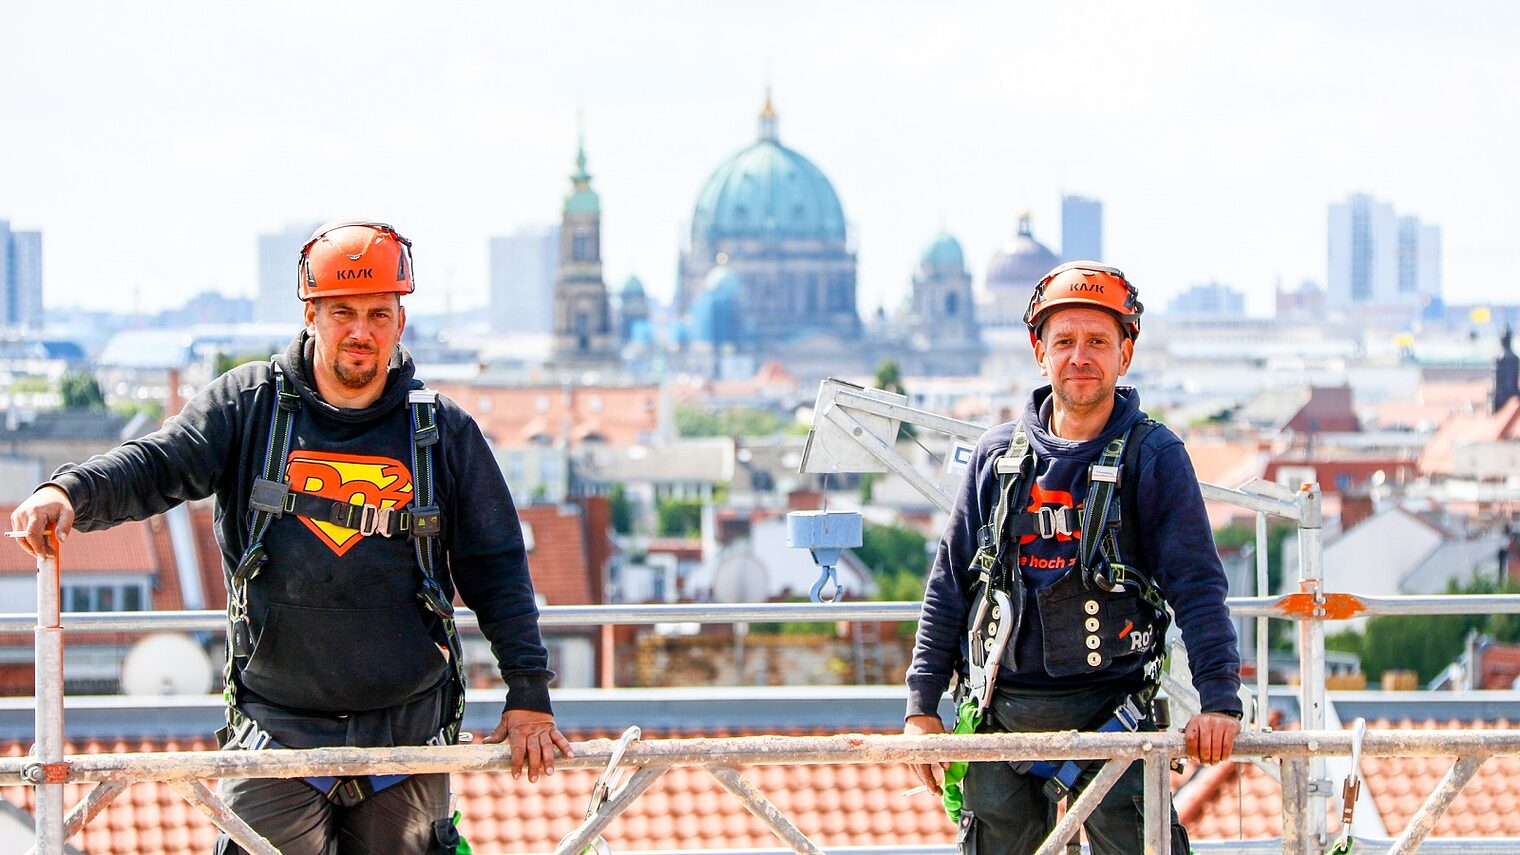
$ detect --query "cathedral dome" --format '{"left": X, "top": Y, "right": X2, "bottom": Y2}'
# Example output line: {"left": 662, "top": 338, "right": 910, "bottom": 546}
{"left": 920, "top": 232, "right": 965, "bottom": 272}
{"left": 691, "top": 95, "right": 846, "bottom": 246}
{"left": 985, "top": 212, "right": 1059, "bottom": 293}
{"left": 620, "top": 275, "right": 646, "bottom": 296}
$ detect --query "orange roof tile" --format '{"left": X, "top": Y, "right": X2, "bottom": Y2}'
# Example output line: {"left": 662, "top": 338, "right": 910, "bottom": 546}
{"left": 519, "top": 504, "right": 595, "bottom": 605}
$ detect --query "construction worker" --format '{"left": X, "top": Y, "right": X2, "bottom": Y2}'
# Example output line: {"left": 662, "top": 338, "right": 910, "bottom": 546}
{"left": 903, "top": 261, "right": 1242, "bottom": 854}
{"left": 10, "top": 221, "right": 571, "bottom": 855}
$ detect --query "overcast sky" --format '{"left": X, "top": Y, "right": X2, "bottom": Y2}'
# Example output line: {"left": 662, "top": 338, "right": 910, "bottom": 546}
{"left": 6, "top": 2, "right": 1517, "bottom": 319}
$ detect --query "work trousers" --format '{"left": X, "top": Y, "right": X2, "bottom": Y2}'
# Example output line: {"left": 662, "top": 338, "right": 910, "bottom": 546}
{"left": 212, "top": 773, "right": 450, "bottom": 855}
{"left": 959, "top": 682, "right": 1190, "bottom": 855}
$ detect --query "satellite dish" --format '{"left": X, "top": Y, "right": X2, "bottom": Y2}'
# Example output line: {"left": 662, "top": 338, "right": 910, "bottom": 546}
{"left": 120, "top": 633, "right": 214, "bottom": 696}
{"left": 711, "top": 544, "right": 770, "bottom": 604}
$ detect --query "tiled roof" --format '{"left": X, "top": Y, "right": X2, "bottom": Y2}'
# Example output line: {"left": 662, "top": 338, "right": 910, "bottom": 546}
{"left": 432, "top": 384, "right": 661, "bottom": 450}
{"left": 1420, "top": 397, "right": 1520, "bottom": 476}
{"left": 11, "top": 718, "right": 1520, "bottom": 852}
{"left": 519, "top": 504, "right": 595, "bottom": 606}
{"left": 1179, "top": 718, "right": 1520, "bottom": 841}
{"left": 0, "top": 507, "right": 163, "bottom": 576}
{"left": 0, "top": 727, "right": 959, "bottom": 855}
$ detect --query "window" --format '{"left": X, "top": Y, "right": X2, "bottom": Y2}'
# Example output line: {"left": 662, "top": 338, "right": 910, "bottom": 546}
{"left": 62, "top": 579, "right": 151, "bottom": 612}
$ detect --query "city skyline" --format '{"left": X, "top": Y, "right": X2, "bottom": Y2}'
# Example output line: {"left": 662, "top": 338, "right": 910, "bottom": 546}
{"left": 5, "top": 2, "right": 1517, "bottom": 319}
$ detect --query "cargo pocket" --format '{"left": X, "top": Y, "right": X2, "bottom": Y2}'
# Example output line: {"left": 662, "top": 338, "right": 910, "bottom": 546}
{"left": 241, "top": 602, "right": 448, "bottom": 712}
{"left": 1039, "top": 572, "right": 1152, "bottom": 677}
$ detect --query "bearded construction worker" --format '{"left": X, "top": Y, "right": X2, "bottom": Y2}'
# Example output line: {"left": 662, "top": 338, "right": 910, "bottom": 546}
{"left": 903, "top": 261, "right": 1242, "bottom": 854}
{"left": 11, "top": 221, "right": 572, "bottom": 854}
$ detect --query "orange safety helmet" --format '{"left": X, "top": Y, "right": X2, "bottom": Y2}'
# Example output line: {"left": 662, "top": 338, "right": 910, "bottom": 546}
{"left": 1023, "top": 261, "right": 1143, "bottom": 347}
{"left": 296, "top": 220, "right": 415, "bottom": 301}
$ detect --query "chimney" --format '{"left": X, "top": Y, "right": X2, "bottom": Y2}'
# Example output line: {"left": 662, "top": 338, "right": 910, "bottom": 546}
{"left": 166, "top": 367, "right": 184, "bottom": 421}
{"left": 1339, "top": 492, "right": 1375, "bottom": 532}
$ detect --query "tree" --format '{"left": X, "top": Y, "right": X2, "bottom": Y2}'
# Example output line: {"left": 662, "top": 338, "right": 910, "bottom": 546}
{"left": 852, "top": 522, "right": 930, "bottom": 580}
{"left": 655, "top": 497, "right": 703, "bottom": 537}
{"left": 608, "top": 483, "right": 633, "bottom": 535}
{"left": 214, "top": 351, "right": 270, "bottom": 377}
{"left": 675, "top": 404, "right": 783, "bottom": 438}
{"left": 58, "top": 371, "right": 105, "bottom": 411}
{"left": 874, "top": 359, "right": 915, "bottom": 438}
{"left": 1352, "top": 573, "right": 1520, "bottom": 683}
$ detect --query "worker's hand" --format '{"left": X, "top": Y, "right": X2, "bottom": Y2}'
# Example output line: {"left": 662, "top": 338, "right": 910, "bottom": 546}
{"left": 1185, "top": 711, "right": 1241, "bottom": 766}
{"left": 9, "top": 486, "right": 73, "bottom": 559}
{"left": 484, "top": 709, "right": 575, "bottom": 783}
{"left": 904, "top": 714, "right": 949, "bottom": 795}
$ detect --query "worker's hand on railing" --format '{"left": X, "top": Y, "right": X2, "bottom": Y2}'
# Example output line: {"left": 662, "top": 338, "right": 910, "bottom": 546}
{"left": 904, "top": 714, "right": 948, "bottom": 795}
{"left": 1185, "top": 711, "right": 1241, "bottom": 766}
{"left": 8, "top": 486, "right": 73, "bottom": 559}
{"left": 485, "top": 709, "right": 575, "bottom": 783}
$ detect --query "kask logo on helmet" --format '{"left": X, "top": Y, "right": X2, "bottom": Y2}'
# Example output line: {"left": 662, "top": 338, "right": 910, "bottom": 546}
{"left": 335, "top": 269, "right": 374, "bottom": 281}
{"left": 284, "top": 450, "right": 414, "bottom": 556}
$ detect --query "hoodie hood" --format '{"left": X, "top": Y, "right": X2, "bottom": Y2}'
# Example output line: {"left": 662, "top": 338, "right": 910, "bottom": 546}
{"left": 1023, "top": 384, "right": 1144, "bottom": 459}
{"left": 275, "top": 331, "right": 417, "bottom": 425}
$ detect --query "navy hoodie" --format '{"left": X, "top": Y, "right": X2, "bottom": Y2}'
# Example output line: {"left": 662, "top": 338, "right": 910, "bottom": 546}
{"left": 50, "top": 333, "right": 554, "bottom": 741}
{"left": 905, "top": 385, "right": 1242, "bottom": 718}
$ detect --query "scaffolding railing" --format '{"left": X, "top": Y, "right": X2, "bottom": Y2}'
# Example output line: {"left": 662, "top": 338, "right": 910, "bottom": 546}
{"left": 12, "top": 478, "right": 1520, "bottom": 854}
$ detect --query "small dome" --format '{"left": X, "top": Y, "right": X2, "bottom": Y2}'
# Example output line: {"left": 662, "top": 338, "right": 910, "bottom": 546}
{"left": 695, "top": 266, "right": 742, "bottom": 343}
{"left": 702, "top": 265, "right": 743, "bottom": 296}
{"left": 920, "top": 232, "right": 965, "bottom": 271}
{"left": 621, "top": 275, "right": 646, "bottom": 296}
{"left": 986, "top": 212, "right": 1059, "bottom": 293}
{"left": 690, "top": 96, "right": 846, "bottom": 246}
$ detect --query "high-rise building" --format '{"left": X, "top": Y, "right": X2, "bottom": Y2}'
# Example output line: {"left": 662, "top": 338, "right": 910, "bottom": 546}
{"left": 1328, "top": 194, "right": 1440, "bottom": 313}
{"left": 256, "top": 222, "right": 321, "bottom": 327}
{"left": 489, "top": 225, "right": 559, "bottom": 335}
{"left": 0, "top": 220, "right": 44, "bottom": 330}
{"left": 1167, "top": 282, "right": 1245, "bottom": 317}
{"left": 1061, "top": 195, "right": 1103, "bottom": 262}
{"left": 1398, "top": 215, "right": 1441, "bottom": 302}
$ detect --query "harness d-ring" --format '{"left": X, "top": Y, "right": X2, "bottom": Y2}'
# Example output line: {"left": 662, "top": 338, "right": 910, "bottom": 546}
{"left": 809, "top": 564, "right": 844, "bottom": 604}
{"left": 567, "top": 725, "right": 642, "bottom": 855}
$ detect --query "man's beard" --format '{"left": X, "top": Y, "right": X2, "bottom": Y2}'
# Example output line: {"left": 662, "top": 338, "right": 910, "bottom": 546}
{"left": 332, "top": 347, "right": 381, "bottom": 389}
{"left": 1052, "top": 376, "right": 1113, "bottom": 412}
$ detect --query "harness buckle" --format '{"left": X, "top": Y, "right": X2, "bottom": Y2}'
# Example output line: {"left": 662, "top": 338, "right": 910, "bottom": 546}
{"left": 411, "top": 505, "right": 442, "bottom": 537}
{"left": 357, "top": 504, "right": 379, "bottom": 536}
{"left": 250, "top": 479, "right": 290, "bottom": 516}
{"left": 374, "top": 505, "right": 394, "bottom": 536}
{"left": 1037, "top": 506, "right": 1072, "bottom": 539}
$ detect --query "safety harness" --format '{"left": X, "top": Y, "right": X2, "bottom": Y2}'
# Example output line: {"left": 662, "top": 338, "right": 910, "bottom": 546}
{"left": 219, "top": 361, "right": 469, "bottom": 804}
{"left": 944, "top": 418, "right": 1169, "bottom": 819}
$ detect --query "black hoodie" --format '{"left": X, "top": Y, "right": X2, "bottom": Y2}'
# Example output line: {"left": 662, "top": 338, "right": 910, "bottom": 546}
{"left": 905, "top": 385, "right": 1242, "bottom": 719}
{"left": 51, "top": 333, "right": 553, "bottom": 727}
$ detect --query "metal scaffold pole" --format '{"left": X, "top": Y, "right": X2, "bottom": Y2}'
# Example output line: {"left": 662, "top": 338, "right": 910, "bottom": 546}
{"left": 31, "top": 540, "right": 65, "bottom": 855}
{"left": 1294, "top": 484, "right": 1328, "bottom": 848}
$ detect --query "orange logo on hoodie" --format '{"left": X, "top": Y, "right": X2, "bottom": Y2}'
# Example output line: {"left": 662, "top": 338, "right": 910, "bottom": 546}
{"left": 1019, "top": 483, "right": 1083, "bottom": 545}
{"left": 285, "top": 450, "right": 414, "bottom": 556}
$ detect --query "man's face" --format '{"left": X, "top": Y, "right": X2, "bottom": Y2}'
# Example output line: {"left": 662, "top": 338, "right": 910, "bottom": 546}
{"left": 304, "top": 293, "right": 406, "bottom": 392}
{"left": 1033, "top": 306, "right": 1133, "bottom": 413}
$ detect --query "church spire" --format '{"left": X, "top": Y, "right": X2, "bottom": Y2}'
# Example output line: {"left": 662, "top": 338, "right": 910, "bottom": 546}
{"left": 758, "top": 87, "right": 778, "bottom": 142}
{"left": 564, "top": 112, "right": 599, "bottom": 215}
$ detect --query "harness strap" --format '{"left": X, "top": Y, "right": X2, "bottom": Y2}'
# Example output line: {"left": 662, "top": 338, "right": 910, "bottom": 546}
{"left": 1018, "top": 693, "right": 1150, "bottom": 802}
{"left": 409, "top": 389, "right": 468, "bottom": 746}
{"left": 277, "top": 489, "right": 420, "bottom": 538}
{"left": 222, "top": 713, "right": 420, "bottom": 805}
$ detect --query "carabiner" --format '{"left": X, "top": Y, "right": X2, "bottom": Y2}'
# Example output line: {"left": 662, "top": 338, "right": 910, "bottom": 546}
{"left": 809, "top": 564, "right": 844, "bottom": 604}
{"left": 564, "top": 725, "right": 642, "bottom": 855}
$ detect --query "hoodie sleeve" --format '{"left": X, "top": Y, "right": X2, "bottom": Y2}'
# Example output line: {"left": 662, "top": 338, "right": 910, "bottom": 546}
{"left": 48, "top": 365, "right": 258, "bottom": 529}
{"left": 1135, "top": 430, "right": 1243, "bottom": 716}
{"left": 904, "top": 427, "right": 1003, "bottom": 720}
{"left": 438, "top": 402, "right": 555, "bottom": 715}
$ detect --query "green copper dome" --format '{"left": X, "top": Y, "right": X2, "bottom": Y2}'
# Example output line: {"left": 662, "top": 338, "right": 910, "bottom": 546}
{"left": 920, "top": 232, "right": 965, "bottom": 271}
{"left": 691, "top": 94, "right": 846, "bottom": 245}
